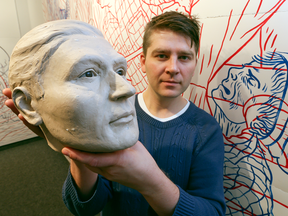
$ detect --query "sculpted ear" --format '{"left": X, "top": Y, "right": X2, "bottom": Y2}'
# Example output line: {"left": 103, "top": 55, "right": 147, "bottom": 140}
{"left": 12, "top": 87, "right": 43, "bottom": 126}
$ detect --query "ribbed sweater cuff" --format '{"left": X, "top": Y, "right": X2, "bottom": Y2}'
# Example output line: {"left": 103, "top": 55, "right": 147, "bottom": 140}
{"left": 173, "top": 185, "right": 195, "bottom": 216}
{"left": 63, "top": 169, "right": 99, "bottom": 208}
{"left": 62, "top": 169, "right": 85, "bottom": 213}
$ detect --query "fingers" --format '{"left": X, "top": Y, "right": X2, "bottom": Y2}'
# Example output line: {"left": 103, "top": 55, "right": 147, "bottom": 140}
{"left": 5, "top": 98, "right": 20, "bottom": 115}
{"left": 3, "top": 88, "right": 20, "bottom": 115}
{"left": 2, "top": 88, "right": 12, "bottom": 98}
{"left": 62, "top": 147, "right": 122, "bottom": 168}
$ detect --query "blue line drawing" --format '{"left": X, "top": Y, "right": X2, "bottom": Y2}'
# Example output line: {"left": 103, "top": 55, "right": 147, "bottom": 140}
{"left": 212, "top": 52, "right": 288, "bottom": 215}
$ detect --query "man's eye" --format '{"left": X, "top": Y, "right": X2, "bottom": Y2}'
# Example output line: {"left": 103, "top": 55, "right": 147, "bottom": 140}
{"left": 157, "top": 54, "right": 166, "bottom": 59}
{"left": 79, "top": 69, "right": 97, "bottom": 78}
{"left": 179, "top": 56, "right": 189, "bottom": 60}
{"left": 116, "top": 68, "right": 125, "bottom": 76}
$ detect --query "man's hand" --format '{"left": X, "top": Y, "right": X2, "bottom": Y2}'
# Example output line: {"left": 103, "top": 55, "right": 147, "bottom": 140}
{"left": 63, "top": 141, "right": 159, "bottom": 192}
{"left": 2, "top": 88, "right": 45, "bottom": 138}
{"left": 62, "top": 141, "right": 179, "bottom": 216}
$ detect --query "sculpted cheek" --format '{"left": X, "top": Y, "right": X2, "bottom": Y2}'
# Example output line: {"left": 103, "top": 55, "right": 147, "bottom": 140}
{"left": 38, "top": 88, "right": 79, "bottom": 125}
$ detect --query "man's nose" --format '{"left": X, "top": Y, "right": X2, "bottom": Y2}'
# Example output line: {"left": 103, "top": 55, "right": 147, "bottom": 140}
{"left": 165, "top": 56, "right": 180, "bottom": 75}
{"left": 109, "top": 72, "right": 136, "bottom": 101}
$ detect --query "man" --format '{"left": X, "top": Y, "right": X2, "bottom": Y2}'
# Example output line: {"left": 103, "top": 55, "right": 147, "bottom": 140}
{"left": 4, "top": 11, "right": 225, "bottom": 216}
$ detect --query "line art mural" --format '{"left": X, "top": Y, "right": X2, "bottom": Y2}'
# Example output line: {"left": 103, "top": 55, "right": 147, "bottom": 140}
{"left": 1, "top": 0, "right": 287, "bottom": 215}
{"left": 213, "top": 52, "right": 288, "bottom": 215}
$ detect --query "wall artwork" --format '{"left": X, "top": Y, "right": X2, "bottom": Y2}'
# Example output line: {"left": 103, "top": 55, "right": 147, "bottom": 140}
{"left": 1, "top": 0, "right": 287, "bottom": 215}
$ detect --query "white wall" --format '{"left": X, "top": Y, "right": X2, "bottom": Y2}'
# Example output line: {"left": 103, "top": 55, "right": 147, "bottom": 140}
{"left": 0, "top": 0, "right": 45, "bottom": 146}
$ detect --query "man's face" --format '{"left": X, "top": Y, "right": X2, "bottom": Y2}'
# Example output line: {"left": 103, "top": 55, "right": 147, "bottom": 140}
{"left": 141, "top": 30, "right": 197, "bottom": 99}
{"left": 212, "top": 63, "right": 275, "bottom": 123}
{"left": 35, "top": 34, "right": 138, "bottom": 152}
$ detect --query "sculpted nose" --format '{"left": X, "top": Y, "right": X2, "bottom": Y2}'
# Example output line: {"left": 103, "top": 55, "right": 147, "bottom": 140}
{"left": 109, "top": 73, "right": 136, "bottom": 101}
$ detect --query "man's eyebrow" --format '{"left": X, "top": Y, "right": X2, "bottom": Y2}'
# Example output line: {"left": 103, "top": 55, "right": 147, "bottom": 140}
{"left": 151, "top": 49, "right": 170, "bottom": 55}
{"left": 151, "top": 49, "right": 195, "bottom": 56}
{"left": 178, "top": 50, "right": 195, "bottom": 56}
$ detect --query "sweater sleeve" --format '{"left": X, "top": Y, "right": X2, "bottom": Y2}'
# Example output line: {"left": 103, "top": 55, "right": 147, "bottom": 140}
{"left": 173, "top": 118, "right": 226, "bottom": 216}
{"left": 62, "top": 169, "right": 113, "bottom": 216}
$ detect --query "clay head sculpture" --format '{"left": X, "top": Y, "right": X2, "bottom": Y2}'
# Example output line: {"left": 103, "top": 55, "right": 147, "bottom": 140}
{"left": 8, "top": 20, "right": 139, "bottom": 152}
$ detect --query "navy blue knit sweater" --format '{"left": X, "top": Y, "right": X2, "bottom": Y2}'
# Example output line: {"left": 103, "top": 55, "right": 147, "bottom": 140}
{"left": 62, "top": 96, "right": 226, "bottom": 216}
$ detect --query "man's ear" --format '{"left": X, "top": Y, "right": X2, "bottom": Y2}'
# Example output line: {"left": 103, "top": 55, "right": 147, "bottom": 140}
{"left": 140, "top": 52, "right": 146, "bottom": 73}
{"left": 12, "top": 87, "right": 43, "bottom": 126}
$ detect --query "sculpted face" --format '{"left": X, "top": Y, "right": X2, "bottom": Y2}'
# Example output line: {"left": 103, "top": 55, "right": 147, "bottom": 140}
{"left": 9, "top": 21, "right": 139, "bottom": 152}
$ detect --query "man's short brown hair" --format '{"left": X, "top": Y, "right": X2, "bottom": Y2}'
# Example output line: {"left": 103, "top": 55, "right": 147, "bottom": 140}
{"left": 142, "top": 11, "right": 201, "bottom": 56}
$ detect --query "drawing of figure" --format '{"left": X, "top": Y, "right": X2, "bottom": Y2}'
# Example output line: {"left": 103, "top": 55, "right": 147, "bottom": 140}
{"left": 211, "top": 52, "right": 288, "bottom": 215}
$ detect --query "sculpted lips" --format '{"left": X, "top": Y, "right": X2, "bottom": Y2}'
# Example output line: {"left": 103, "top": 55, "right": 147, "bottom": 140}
{"left": 110, "top": 111, "right": 134, "bottom": 125}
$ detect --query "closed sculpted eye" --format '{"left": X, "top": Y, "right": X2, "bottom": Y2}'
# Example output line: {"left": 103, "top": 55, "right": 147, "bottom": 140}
{"left": 79, "top": 69, "right": 98, "bottom": 78}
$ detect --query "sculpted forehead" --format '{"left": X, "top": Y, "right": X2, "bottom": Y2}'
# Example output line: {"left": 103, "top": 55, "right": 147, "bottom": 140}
{"left": 44, "top": 34, "right": 126, "bottom": 81}
{"left": 58, "top": 34, "right": 119, "bottom": 60}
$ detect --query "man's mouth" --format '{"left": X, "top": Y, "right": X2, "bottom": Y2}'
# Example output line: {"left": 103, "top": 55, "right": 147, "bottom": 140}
{"left": 161, "top": 80, "right": 180, "bottom": 86}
